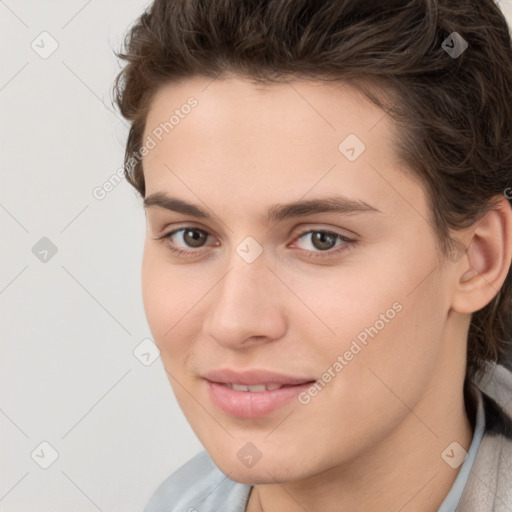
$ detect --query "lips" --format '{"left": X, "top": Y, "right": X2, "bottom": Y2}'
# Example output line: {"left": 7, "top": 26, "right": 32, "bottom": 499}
{"left": 202, "top": 368, "right": 315, "bottom": 387}
{"left": 206, "top": 380, "right": 316, "bottom": 418}
{"left": 202, "top": 368, "right": 317, "bottom": 417}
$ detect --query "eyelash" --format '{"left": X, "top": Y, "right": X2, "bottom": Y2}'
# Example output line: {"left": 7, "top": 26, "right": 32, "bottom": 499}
{"left": 155, "top": 226, "right": 356, "bottom": 260}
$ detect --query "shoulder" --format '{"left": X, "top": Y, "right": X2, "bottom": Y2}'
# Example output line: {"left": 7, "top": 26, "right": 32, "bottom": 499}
{"left": 458, "top": 364, "right": 512, "bottom": 511}
{"left": 143, "top": 450, "right": 252, "bottom": 512}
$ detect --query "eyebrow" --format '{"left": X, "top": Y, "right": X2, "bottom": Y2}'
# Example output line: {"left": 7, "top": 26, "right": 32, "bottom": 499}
{"left": 143, "top": 192, "right": 381, "bottom": 223}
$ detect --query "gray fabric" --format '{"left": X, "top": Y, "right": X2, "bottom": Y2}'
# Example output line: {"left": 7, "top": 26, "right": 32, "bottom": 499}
{"left": 456, "top": 364, "right": 512, "bottom": 511}
{"left": 143, "top": 363, "right": 512, "bottom": 512}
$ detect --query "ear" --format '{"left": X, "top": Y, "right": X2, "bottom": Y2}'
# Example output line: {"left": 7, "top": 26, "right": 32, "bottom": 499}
{"left": 450, "top": 194, "right": 512, "bottom": 314}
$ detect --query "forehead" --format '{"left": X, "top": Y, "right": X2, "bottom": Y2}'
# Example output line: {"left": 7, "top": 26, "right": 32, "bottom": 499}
{"left": 144, "top": 76, "right": 389, "bottom": 145}
{"left": 142, "top": 76, "right": 426, "bottom": 218}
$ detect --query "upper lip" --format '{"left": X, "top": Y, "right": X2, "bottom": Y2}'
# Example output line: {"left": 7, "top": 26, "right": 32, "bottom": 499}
{"left": 203, "top": 368, "right": 316, "bottom": 386}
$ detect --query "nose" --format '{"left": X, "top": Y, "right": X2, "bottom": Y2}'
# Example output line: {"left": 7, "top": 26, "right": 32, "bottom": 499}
{"left": 203, "top": 255, "right": 288, "bottom": 350}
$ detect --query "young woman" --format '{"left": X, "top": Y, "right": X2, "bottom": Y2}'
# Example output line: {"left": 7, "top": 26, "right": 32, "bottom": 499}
{"left": 112, "top": 1, "right": 512, "bottom": 510}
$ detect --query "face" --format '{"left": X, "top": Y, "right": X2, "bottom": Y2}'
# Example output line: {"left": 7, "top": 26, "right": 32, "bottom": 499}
{"left": 141, "top": 76, "right": 460, "bottom": 484}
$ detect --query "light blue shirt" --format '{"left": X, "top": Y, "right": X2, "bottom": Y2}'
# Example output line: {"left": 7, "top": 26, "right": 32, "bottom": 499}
{"left": 144, "top": 386, "right": 485, "bottom": 512}
{"left": 438, "top": 384, "right": 485, "bottom": 511}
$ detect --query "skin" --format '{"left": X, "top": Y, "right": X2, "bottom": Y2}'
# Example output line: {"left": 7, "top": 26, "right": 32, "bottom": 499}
{"left": 140, "top": 76, "right": 512, "bottom": 511}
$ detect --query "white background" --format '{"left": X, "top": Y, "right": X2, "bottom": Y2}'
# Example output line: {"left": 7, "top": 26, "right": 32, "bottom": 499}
{"left": 1, "top": 2, "right": 203, "bottom": 511}
{"left": 1, "top": 1, "right": 511, "bottom": 511}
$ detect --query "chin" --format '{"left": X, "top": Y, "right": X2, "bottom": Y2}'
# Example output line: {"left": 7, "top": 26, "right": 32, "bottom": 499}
{"left": 212, "top": 453, "right": 304, "bottom": 485}
{"left": 227, "top": 471, "right": 273, "bottom": 485}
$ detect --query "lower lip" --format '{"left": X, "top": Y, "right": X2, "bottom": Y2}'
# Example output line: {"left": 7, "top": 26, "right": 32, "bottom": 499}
{"left": 206, "top": 380, "right": 315, "bottom": 418}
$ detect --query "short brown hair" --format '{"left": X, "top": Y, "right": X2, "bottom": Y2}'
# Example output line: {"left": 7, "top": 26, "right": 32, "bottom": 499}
{"left": 112, "top": 0, "right": 512, "bottom": 381}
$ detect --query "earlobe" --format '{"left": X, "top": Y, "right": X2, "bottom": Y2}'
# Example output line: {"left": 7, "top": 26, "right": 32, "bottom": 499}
{"left": 451, "top": 195, "right": 512, "bottom": 314}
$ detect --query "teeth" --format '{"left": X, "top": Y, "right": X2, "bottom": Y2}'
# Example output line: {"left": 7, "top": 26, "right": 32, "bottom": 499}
{"left": 227, "top": 383, "right": 284, "bottom": 392}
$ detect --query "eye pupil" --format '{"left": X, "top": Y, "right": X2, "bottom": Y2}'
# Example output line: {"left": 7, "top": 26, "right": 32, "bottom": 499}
{"left": 312, "top": 232, "right": 336, "bottom": 251}
{"left": 184, "top": 229, "right": 207, "bottom": 248}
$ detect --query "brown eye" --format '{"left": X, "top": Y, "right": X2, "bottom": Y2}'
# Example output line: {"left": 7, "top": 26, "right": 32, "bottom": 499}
{"left": 309, "top": 231, "right": 337, "bottom": 251}
{"left": 157, "top": 226, "right": 355, "bottom": 260}
{"left": 181, "top": 228, "right": 208, "bottom": 248}
{"left": 292, "top": 229, "right": 356, "bottom": 260}
{"left": 157, "top": 227, "right": 214, "bottom": 256}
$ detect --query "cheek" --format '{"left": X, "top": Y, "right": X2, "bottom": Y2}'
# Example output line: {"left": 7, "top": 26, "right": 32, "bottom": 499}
{"left": 141, "top": 247, "right": 186, "bottom": 345}
{"left": 297, "top": 251, "right": 447, "bottom": 394}
{"left": 141, "top": 246, "right": 212, "bottom": 355}
{"left": 322, "top": 276, "right": 447, "bottom": 424}
{"left": 287, "top": 263, "right": 400, "bottom": 345}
